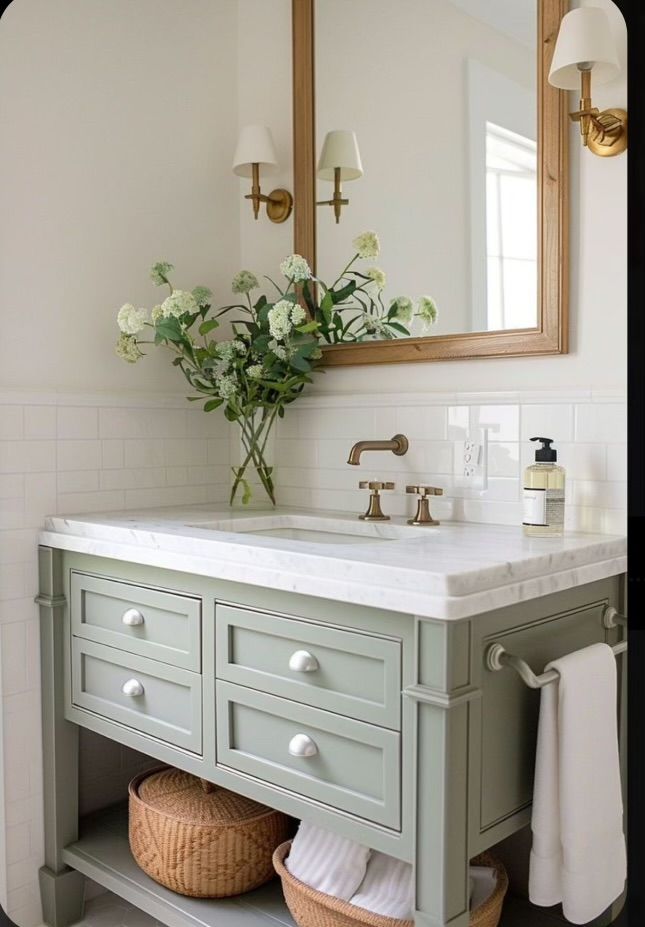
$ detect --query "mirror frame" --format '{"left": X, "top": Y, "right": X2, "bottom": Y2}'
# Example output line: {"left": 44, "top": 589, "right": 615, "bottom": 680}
{"left": 292, "top": 0, "right": 569, "bottom": 366}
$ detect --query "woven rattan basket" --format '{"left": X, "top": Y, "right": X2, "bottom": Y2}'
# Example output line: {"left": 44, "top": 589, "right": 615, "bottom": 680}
{"left": 273, "top": 841, "right": 508, "bottom": 927}
{"left": 129, "top": 767, "right": 290, "bottom": 898}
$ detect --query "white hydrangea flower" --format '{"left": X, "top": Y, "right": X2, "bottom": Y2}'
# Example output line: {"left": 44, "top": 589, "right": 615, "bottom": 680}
{"left": 291, "top": 304, "right": 307, "bottom": 326}
{"left": 269, "top": 339, "right": 288, "bottom": 361}
{"left": 417, "top": 295, "right": 438, "bottom": 329}
{"left": 390, "top": 296, "right": 413, "bottom": 324}
{"left": 215, "top": 341, "right": 237, "bottom": 363}
{"left": 150, "top": 261, "right": 174, "bottom": 286}
{"left": 311, "top": 347, "right": 323, "bottom": 360}
{"left": 150, "top": 304, "right": 164, "bottom": 323}
{"left": 232, "top": 270, "right": 259, "bottom": 294}
{"left": 161, "top": 289, "right": 198, "bottom": 319}
{"left": 366, "top": 267, "right": 386, "bottom": 290}
{"left": 218, "top": 375, "right": 238, "bottom": 400}
{"left": 192, "top": 286, "right": 212, "bottom": 308}
{"left": 268, "top": 300, "right": 294, "bottom": 340}
{"left": 115, "top": 333, "right": 143, "bottom": 363}
{"left": 363, "top": 314, "right": 389, "bottom": 337}
{"left": 353, "top": 231, "right": 380, "bottom": 259}
{"left": 279, "top": 254, "right": 312, "bottom": 282}
{"left": 247, "top": 364, "right": 264, "bottom": 380}
{"left": 117, "top": 304, "right": 148, "bottom": 335}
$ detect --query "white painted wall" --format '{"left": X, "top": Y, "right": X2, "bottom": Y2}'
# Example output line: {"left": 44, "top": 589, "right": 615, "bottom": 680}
{"left": 0, "top": 0, "right": 240, "bottom": 394}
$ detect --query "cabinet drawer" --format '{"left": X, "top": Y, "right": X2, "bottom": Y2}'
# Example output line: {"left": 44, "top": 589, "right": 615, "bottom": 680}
{"left": 216, "top": 681, "right": 400, "bottom": 829}
{"left": 72, "top": 638, "right": 202, "bottom": 753}
{"left": 215, "top": 604, "right": 401, "bottom": 729}
{"left": 71, "top": 572, "right": 201, "bottom": 671}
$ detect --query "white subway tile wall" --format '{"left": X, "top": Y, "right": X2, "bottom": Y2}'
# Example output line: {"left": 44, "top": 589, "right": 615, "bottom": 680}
{"left": 273, "top": 392, "right": 627, "bottom": 535}
{"left": 0, "top": 387, "right": 627, "bottom": 927}
{"left": 0, "top": 391, "right": 229, "bottom": 927}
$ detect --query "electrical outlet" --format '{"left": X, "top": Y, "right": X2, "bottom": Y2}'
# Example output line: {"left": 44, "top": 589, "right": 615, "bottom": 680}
{"left": 453, "top": 429, "right": 488, "bottom": 492}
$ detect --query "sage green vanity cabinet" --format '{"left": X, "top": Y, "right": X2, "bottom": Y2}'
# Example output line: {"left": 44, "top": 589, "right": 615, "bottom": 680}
{"left": 37, "top": 547, "right": 626, "bottom": 927}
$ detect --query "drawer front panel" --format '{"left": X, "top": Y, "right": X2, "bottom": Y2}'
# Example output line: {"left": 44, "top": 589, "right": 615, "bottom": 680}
{"left": 216, "top": 604, "right": 401, "bottom": 729}
{"left": 216, "top": 681, "right": 400, "bottom": 829}
{"left": 71, "top": 572, "right": 201, "bottom": 671}
{"left": 72, "top": 638, "right": 202, "bottom": 753}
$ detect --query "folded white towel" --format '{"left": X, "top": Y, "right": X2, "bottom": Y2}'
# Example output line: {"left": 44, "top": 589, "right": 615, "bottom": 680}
{"left": 529, "top": 642, "right": 626, "bottom": 924}
{"left": 349, "top": 851, "right": 414, "bottom": 920}
{"left": 469, "top": 866, "right": 497, "bottom": 912}
{"left": 286, "top": 821, "right": 371, "bottom": 901}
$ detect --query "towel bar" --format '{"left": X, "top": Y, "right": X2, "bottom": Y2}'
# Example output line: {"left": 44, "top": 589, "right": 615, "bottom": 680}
{"left": 485, "top": 638, "right": 627, "bottom": 689}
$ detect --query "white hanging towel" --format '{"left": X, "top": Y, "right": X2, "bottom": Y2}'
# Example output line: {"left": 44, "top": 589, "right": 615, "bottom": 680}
{"left": 529, "top": 642, "right": 626, "bottom": 924}
{"left": 349, "top": 851, "right": 414, "bottom": 920}
{"left": 286, "top": 821, "right": 371, "bottom": 901}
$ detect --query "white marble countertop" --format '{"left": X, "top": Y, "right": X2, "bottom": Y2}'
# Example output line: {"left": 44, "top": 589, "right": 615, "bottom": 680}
{"left": 39, "top": 506, "right": 626, "bottom": 620}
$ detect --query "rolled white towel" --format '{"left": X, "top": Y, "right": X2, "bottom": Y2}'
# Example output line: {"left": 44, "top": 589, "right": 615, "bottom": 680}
{"left": 469, "top": 866, "right": 497, "bottom": 911}
{"left": 349, "top": 851, "right": 414, "bottom": 920}
{"left": 286, "top": 821, "right": 371, "bottom": 901}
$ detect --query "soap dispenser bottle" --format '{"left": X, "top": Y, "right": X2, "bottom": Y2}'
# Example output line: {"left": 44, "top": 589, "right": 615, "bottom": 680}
{"left": 523, "top": 437, "right": 565, "bottom": 537}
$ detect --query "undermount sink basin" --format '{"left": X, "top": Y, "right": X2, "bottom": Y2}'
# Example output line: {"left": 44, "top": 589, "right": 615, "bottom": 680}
{"left": 187, "top": 513, "right": 432, "bottom": 545}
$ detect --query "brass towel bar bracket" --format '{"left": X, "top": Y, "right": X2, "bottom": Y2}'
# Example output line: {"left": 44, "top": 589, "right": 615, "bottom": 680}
{"left": 485, "top": 606, "right": 627, "bottom": 689}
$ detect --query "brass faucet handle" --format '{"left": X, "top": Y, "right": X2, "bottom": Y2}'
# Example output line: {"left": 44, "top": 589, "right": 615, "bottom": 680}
{"left": 358, "top": 481, "right": 395, "bottom": 521}
{"left": 406, "top": 485, "right": 443, "bottom": 498}
{"left": 406, "top": 485, "right": 442, "bottom": 526}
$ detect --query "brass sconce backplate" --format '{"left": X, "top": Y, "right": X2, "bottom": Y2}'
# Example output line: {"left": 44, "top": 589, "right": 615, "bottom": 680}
{"left": 586, "top": 108, "right": 628, "bottom": 157}
{"left": 266, "top": 188, "right": 294, "bottom": 223}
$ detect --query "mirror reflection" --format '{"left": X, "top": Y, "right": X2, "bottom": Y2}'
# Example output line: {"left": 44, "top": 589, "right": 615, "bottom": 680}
{"left": 314, "top": 0, "right": 538, "bottom": 343}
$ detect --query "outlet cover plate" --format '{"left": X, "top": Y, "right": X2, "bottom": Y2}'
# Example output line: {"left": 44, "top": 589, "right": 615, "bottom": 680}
{"left": 453, "top": 428, "right": 488, "bottom": 493}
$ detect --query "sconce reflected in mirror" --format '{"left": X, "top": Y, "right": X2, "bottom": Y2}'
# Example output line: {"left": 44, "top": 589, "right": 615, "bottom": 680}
{"left": 548, "top": 6, "right": 627, "bottom": 157}
{"left": 233, "top": 125, "right": 293, "bottom": 222}
{"left": 316, "top": 130, "right": 363, "bottom": 223}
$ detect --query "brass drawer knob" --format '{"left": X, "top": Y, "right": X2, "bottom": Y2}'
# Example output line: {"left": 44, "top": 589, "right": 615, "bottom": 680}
{"left": 288, "top": 650, "right": 319, "bottom": 673}
{"left": 288, "top": 733, "right": 318, "bottom": 758}
{"left": 406, "top": 485, "right": 443, "bottom": 526}
{"left": 122, "top": 678, "right": 145, "bottom": 697}
{"left": 358, "top": 480, "right": 395, "bottom": 521}
{"left": 122, "top": 608, "right": 145, "bottom": 627}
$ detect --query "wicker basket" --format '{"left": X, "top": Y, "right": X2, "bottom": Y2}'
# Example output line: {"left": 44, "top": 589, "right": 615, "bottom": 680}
{"left": 129, "top": 767, "right": 290, "bottom": 898}
{"left": 273, "top": 841, "right": 508, "bottom": 927}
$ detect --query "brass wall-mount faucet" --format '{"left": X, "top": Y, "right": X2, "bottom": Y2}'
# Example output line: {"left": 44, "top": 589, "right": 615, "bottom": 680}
{"left": 347, "top": 434, "right": 409, "bottom": 466}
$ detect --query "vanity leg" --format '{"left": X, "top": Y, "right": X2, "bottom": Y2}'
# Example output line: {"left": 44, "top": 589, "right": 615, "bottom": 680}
{"left": 408, "top": 619, "right": 479, "bottom": 927}
{"left": 37, "top": 547, "right": 85, "bottom": 927}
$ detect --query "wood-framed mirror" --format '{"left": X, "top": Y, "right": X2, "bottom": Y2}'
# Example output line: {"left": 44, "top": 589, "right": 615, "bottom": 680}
{"left": 292, "top": 0, "right": 569, "bottom": 366}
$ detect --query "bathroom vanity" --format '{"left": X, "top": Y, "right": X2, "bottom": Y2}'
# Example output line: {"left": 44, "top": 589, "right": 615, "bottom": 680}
{"left": 36, "top": 508, "right": 627, "bottom": 927}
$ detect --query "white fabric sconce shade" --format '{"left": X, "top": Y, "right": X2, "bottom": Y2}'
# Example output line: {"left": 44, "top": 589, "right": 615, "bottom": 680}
{"left": 317, "top": 130, "right": 363, "bottom": 181}
{"left": 548, "top": 7, "right": 620, "bottom": 89}
{"left": 232, "top": 125, "right": 279, "bottom": 178}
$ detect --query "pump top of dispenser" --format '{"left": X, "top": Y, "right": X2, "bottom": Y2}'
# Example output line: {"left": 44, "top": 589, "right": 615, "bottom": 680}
{"left": 530, "top": 437, "right": 557, "bottom": 462}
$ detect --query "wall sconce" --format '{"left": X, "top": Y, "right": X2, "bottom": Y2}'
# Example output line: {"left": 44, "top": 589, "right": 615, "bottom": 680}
{"left": 233, "top": 125, "right": 293, "bottom": 223}
{"left": 548, "top": 6, "right": 627, "bottom": 157}
{"left": 316, "top": 130, "right": 363, "bottom": 223}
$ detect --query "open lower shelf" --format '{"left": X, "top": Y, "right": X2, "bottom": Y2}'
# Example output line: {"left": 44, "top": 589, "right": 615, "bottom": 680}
{"left": 61, "top": 805, "right": 579, "bottom": 927}
{"left": 61, "top": 804, "right": 295, "bottom": 927}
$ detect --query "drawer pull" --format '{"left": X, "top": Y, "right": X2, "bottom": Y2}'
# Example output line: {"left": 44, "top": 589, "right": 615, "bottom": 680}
{"left": 122, "top": 678, "right": 145, "bottom": 697}
{"left": 288, "top": 650, "right": 319, "bottom": 673}
{"left": 288, "top": 733, "right": 318, "bottom": 758}
{"left": 122, "top": 608, "right": 145, "bottom": 627}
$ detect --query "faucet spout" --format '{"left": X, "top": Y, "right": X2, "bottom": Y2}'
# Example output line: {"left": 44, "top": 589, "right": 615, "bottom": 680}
{"left": 347, "top": 434, "right": 409, "bottom": 466}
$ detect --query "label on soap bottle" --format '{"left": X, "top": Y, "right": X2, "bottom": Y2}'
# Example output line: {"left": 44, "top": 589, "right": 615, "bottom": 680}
{"left": 523, "top": 488, "right": 547, "bottom": 526}
{"left": 523, "top": 488, "right": 565, "bottom": 527}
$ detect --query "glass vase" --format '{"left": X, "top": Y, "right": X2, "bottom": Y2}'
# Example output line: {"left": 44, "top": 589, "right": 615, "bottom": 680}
{"left": 230, "top": 408, "right": 278, "bottom": 508}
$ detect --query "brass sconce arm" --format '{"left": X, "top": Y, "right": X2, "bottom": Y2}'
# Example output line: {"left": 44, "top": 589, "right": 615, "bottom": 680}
{"left": 245, "top": 163, "right": 293, "bottom": 223}
{"left": 316, "top": 167, "right": 349, "bottom": 224}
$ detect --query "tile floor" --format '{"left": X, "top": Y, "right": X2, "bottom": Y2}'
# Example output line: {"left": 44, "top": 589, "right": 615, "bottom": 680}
{"left": 75, "top": 893, "right": 158, "bottom": 927}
